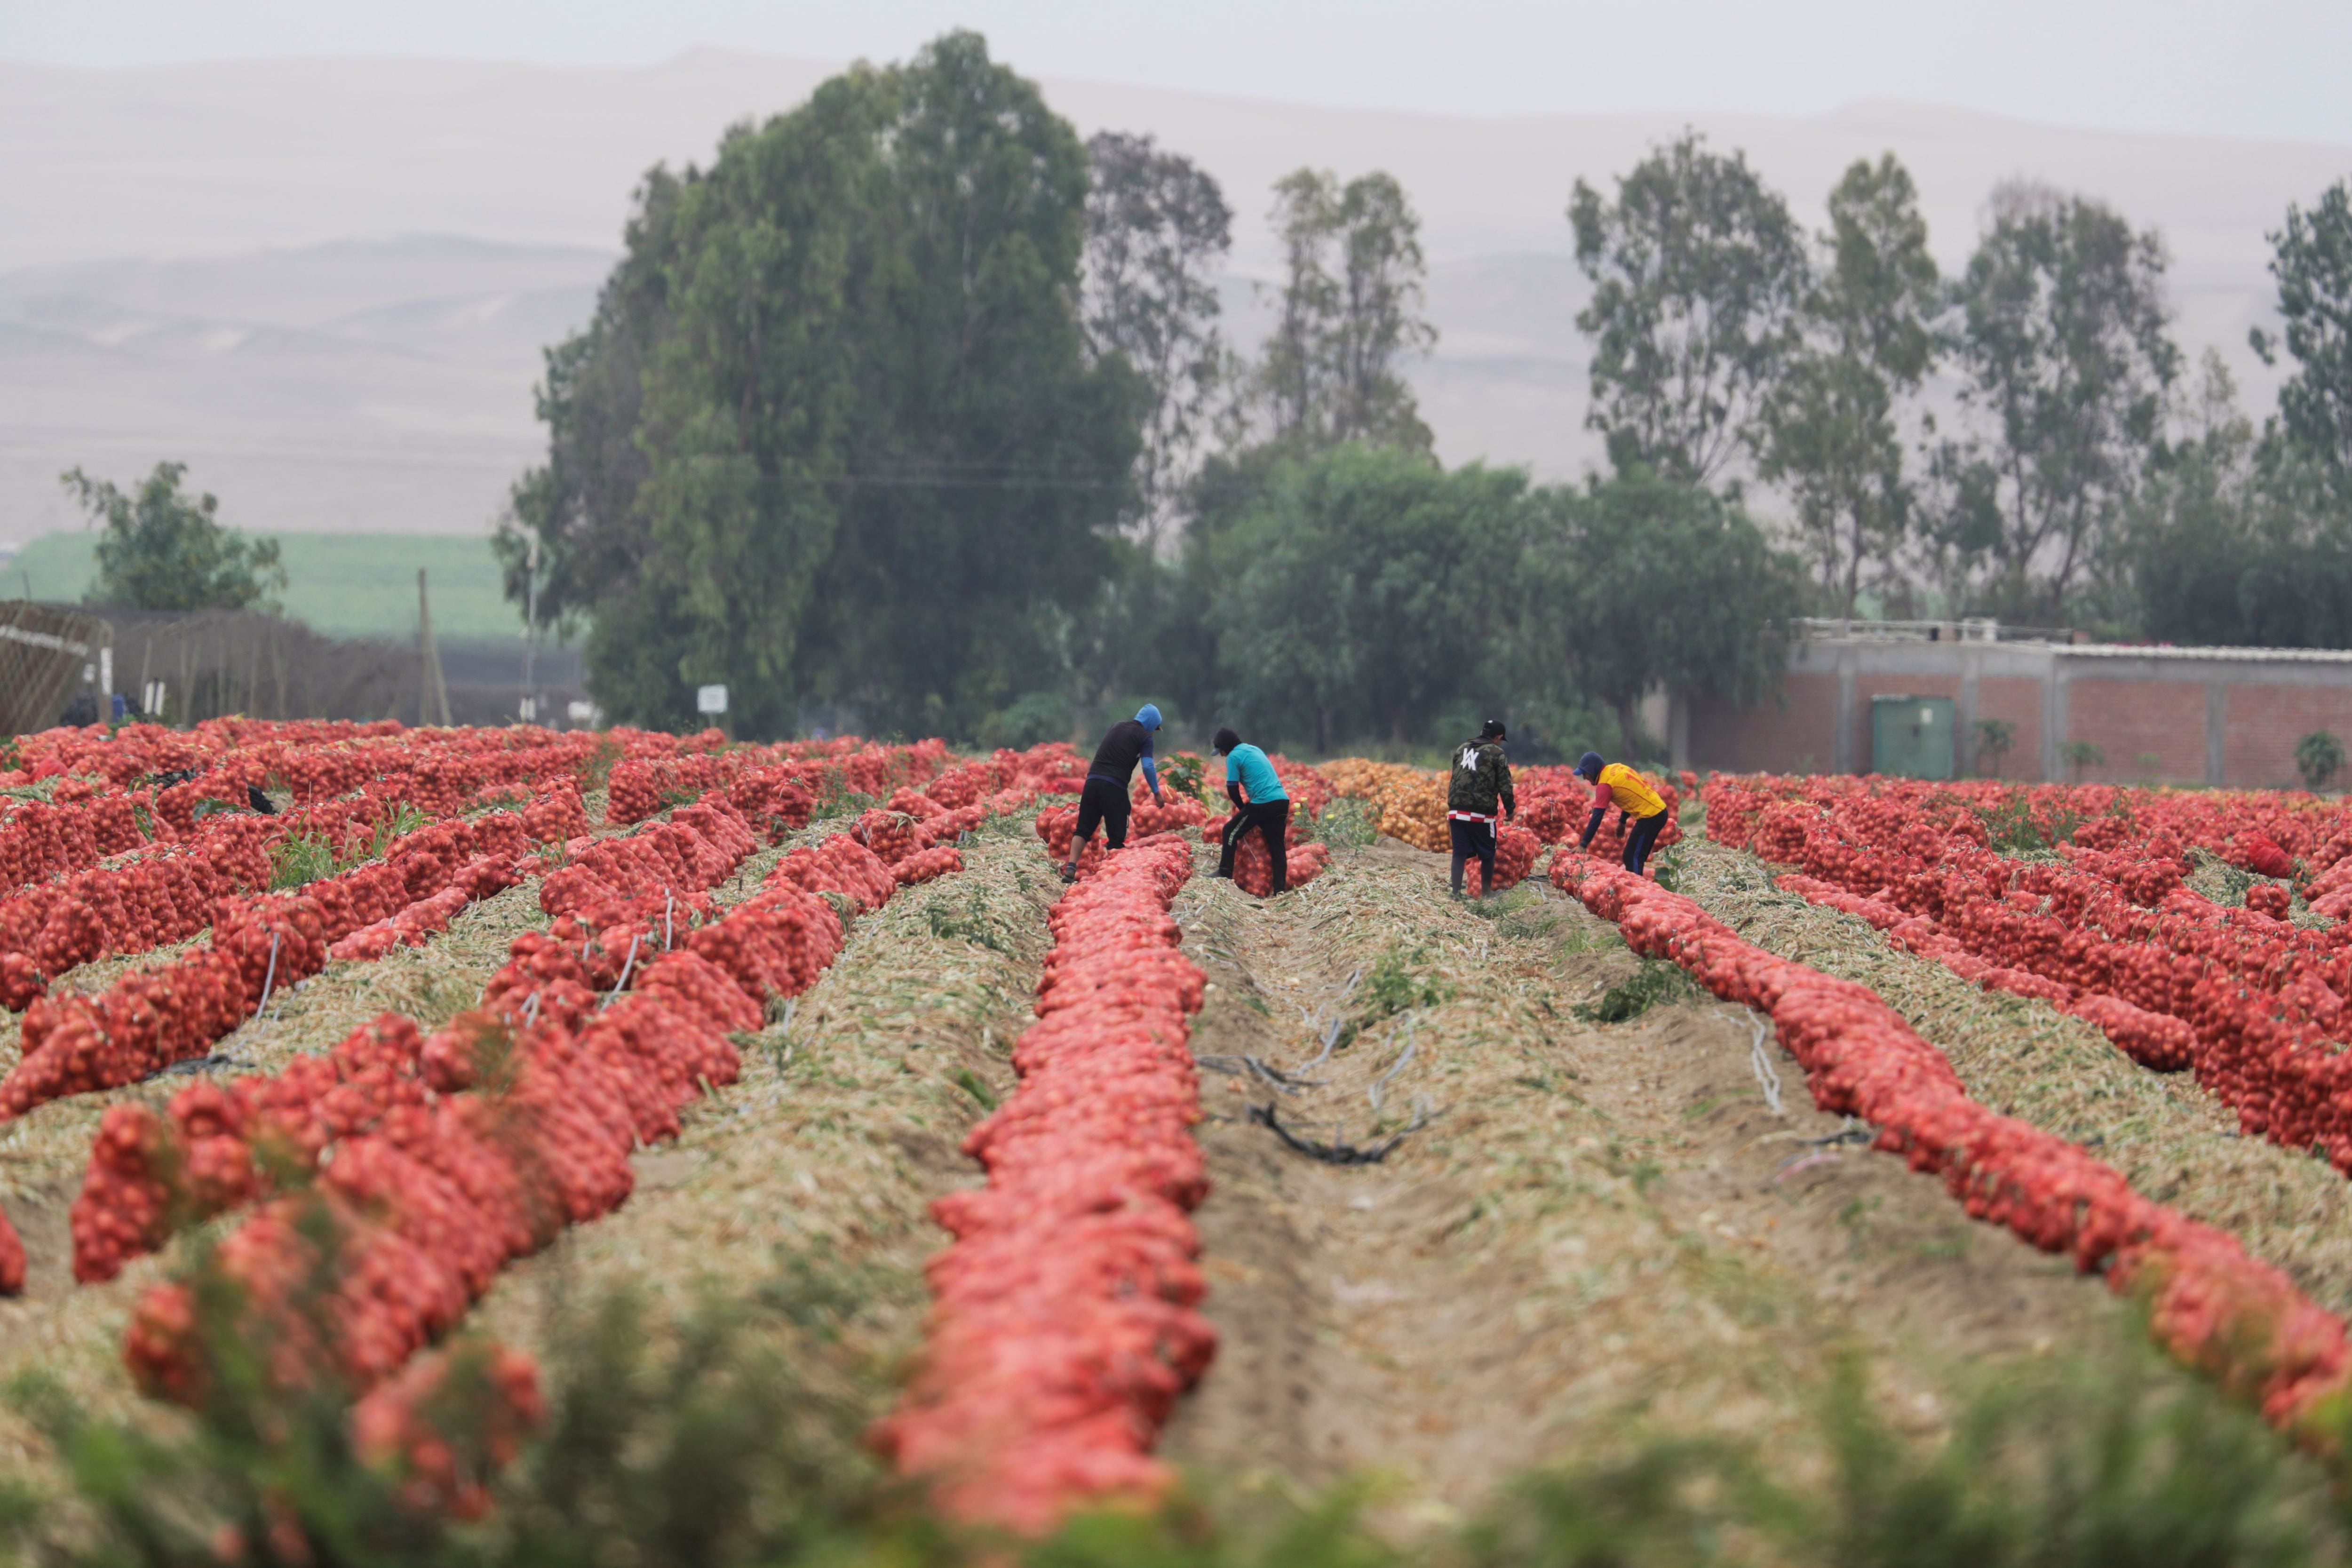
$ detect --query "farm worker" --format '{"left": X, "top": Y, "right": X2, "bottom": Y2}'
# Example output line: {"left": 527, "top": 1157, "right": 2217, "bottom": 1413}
{"left": 1576, "top": 750, "right": 1670, "bottom": 876}
{"left": 1209, "top": 727, "right": 1291, "bottom": 894}
{"left": 1446, "top": 719, "right": 1517, "bottom": 898}
{"left": 1061, "top": 703, "right": 1167, "bottom": 883}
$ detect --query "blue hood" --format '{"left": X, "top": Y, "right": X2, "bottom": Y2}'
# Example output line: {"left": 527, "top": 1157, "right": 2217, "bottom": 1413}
{"left": 1135, "top": 703, "right": 1162, "bottom": 730}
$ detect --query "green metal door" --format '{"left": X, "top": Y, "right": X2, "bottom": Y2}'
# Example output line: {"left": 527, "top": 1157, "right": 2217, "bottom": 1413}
{"left": 1870, "top": 695, "right": 1955, "bottom": 779}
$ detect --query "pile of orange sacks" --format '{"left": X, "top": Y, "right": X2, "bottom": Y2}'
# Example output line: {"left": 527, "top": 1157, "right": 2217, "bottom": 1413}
{"left": 1552, "top": 849, "right": 2352, "bottom": 1457}
{"left": 113, "top": 792, "right": 993, "bottom": 1520}
{"left": 873, "top": 835, "right": 1214, "bottom": 1533}
{"left": 1708, "top": 776, "right": 2352, "bottom": 1164}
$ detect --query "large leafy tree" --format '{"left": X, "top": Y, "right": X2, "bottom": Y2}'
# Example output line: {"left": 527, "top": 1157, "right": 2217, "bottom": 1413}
{"left": 1930, "top": 183, "right": 2179, "bottom": 620}
{"left": 2130, "top": 353, "right": 2352, "bottom": 646}
{"left": 63, "top": 462, "right": 284, "bottom": 613}
{"left": 1756, "top": 155, "right": 1940, "bottom": 616}
{"left": 2255, "top": 178, "right": 2352, "bottom": 498}
{"left": 1210, "top": 446, "right": 1524, "bottom": 749}
{"left": 1081, "top": 132, "right": 1232, "bottom": 552}
{"left": 1522, "top": 473, "right": 1799, "bottom": 748}
{"left": 1569, "top": 133, "right": 1810, "bottom": 483}
{"left": 501, "top": 33, "right": 1140, "bottom": 737}
{"left": 1253, "top": 168, "right": 1436, "bottom": 454}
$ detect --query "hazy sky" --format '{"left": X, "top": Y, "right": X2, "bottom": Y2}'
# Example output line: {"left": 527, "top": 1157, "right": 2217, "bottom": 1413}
{"left": 10, "top": 0, "right": 2352, "bottom": 145}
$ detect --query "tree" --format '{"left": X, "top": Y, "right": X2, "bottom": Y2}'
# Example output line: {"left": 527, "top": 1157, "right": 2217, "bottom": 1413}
{"left": 2254, "top": 179, "right": 2352, "bottom": 498}
{"left": 1524, "top": 473, "right": 1800, "bottom": 748}
{"left": 2297, "top": 730, "right": 2344, "bottom": 791}
{"left": 1931, "top": 183, "right": 2179, "bottom": 620}
{"left": 2127, "top": 355, "right": 2352, "bottom": 647}
{"left": 1252, "top": 168, "right": 1436, "bottom": 453}
{"left": 1210, "top": 446, "right": 1525, "bottom": 749}
{"left": 1082, "top": 132, "right": 1233, "bottom": 552}
{"left": 1569, "top": 132, "right": 1810, "bottom": 483}
{"left": 62, "top": 462, "right": 284, "bottom": 613}
{"left": 1756, "top": 155, "right": 1940, "bottom": 616}
{"left": 500, "top": 33, "right": 1141, "bottom": 738}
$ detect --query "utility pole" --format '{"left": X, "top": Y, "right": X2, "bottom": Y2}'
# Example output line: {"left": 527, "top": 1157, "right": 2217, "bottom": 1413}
{"left": 522, "top": 533, "right": 538, "bottom": 724}
{"left": 417, "top": 568, "right": 452, "bottom": 726}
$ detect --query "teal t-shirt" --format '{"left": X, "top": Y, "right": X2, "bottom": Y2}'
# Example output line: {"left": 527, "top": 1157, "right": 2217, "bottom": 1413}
{"left": 1224, "top": 743, "right": 1288, "bottom": 804}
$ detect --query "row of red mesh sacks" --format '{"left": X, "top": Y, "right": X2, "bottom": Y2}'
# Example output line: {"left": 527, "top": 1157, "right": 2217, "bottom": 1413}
{"left": 1710, "top": 772, "right": 2352, "bottom": 893}
{"left": 1551, "top": 849, "right": 2352, "bottom": 1463}
{"left": 87, "top": 791, "right": 985, "bottom": 1290}
{"left": 873, "top": 835, "right": 1214, "bottom": 1535}
{"left": 110, "top": 801, "right": 969, "bottom": 1516}
{"left": 605, "top": 738, "right": 1101, "bottom": 828}
{"left": 0, "top": 786, "right": 589, "bottom": 1012}
{"left": 5, "top": 722, "right": 608, "bottom": 817}
{"left": 0, "top": 730, "right": 610, "bottom": 900}
{"left": 1707, "top": 779, "right": 2352, "bottom": 1168}
{"left": 0, "top": 789, "right": 593, "bottom": 1126}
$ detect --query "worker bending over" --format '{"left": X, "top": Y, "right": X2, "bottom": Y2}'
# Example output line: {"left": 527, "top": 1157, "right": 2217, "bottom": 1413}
{"left": 1209, "top": 728, "right": 1290, "bottom": 894}
{"left": 1062, "top": 704, "right": 1166, "bottom": 883}
{"left": 1447, "top": 719, "right": 1517, "bottom": 898}
{"left": 1576, "top": 750, "right": 1669, "bottom": 876}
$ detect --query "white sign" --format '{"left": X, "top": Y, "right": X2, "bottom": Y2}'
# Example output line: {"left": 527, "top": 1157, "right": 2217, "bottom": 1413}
{"left": 696, "top": 684, "right": 729, "bottom": 715}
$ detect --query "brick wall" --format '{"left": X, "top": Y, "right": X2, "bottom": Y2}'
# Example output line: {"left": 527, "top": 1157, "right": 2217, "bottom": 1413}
{"left": 2064, "top": 678, "right": 2210, "bottom": 785}
{"left": 2224, "top": 685, "right": 2352, "bottom": 788}
{"left": 1974, "top": 677, "right": 2044, "bottom": 781}
{"left": 1691, "top": 674, "right": 1838, "bottom": 774}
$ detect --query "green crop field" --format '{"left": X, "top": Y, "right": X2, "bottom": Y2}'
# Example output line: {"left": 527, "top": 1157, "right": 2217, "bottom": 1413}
{"left": 4, "top": 531, "right": 522, "bottom": 643}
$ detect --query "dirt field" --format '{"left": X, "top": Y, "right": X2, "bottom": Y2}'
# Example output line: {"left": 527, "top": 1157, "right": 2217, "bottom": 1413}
{"left": 1158, "top": 837, "right": 2138, "bottom": 1514}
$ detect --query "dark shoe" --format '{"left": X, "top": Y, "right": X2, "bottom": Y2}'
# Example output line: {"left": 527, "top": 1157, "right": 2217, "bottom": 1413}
{"left": 1058, "top": 861, "right": 1077, "bottom": 883}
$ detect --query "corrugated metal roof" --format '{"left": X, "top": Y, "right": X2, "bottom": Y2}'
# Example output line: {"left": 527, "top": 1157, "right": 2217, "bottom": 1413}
{"left": 2057, "top": 644, "right": 2352, "bottom": 663}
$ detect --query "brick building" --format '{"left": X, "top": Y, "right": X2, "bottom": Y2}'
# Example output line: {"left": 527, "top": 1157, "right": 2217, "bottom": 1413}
{"left": 1681, "top": 621, "right": 2352, "bottom": 787}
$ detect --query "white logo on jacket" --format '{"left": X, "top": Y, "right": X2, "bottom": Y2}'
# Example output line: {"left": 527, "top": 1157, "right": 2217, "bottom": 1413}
{"left": 1457, "top": 746, "right": 1480, "bottom": 772}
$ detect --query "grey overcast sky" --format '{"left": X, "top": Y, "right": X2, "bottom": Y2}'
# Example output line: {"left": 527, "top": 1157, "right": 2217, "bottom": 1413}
{"left": 8, "top": 0, "right": 2352, "bottom": 145}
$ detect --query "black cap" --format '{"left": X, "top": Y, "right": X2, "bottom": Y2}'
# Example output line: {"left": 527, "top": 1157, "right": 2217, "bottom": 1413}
{"left": 1212, "top": 727, "right": 1241, "bottom": 755}
{"left": 1480, "top": 719, "right": 1507, "bottom": 740}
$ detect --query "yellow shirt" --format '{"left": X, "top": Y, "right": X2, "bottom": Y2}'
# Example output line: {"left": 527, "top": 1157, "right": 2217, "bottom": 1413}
{"left": 1594, "top": 763, "right": 1667, "bottom": 819}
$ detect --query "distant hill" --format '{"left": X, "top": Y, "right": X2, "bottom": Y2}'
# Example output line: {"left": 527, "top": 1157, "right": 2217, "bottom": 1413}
{"left": 1, "top": 51, "right": 2346, "bottom": 544}
{"left": 8, "top": 530, "right": 520, "bottom": 643}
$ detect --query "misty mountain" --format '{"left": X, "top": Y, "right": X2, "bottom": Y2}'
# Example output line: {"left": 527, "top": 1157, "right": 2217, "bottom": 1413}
{"left": 1, "top": 51, "right": 2345, "bottom": 545}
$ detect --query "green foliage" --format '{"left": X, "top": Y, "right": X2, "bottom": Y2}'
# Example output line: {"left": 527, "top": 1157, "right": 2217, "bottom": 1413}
{"left": 2126, "top": 356, "right": 2352, "bottom": 648}
{"left": 1082, "top": 131, "right": 1234, "bottom": 549}
{"left": 1977, "top": 790, "right": 2085, "bottom": 852}
{"left": 2296, "top": 729, "right": 2344, "bottom": 790}
{"left": 2258, "top": 177, "right": 2352, "bottom": 501}
{"left": 1313, "top": 796, "right": 1380, "bottom": 849}
{"left": 1520, "top": 473, "right": 1802, "bottom": 747}
{"left": 1569, "top": 131, "right": 1810, "bottom": 483}
{"left": 62, "top": 462, "right": 285, "bottom": 613}
{"left": 1575, "top": 958, "right": 1700, "bottom": 1023}
{"left": 506, "top": 32, "right": 1139, "bottom": 738}
{"left": 1974, "top": 717, "right": 2017, "bottom": 776}
{"left": 979, "top": 691, "right": 1073, "bottom": 751}
{"left": 1210, "top": 446, "right": 1526, "bottom": 749}
{"left": 1252, "top": 169, "right": 1437, "bottom": 454}
{"left": 2062, "top": 739, "right": 2107, "bottom": 780}
{"left": 1336, "top": 945, "right": 1452, "bottom": 1046}
{"left": 1928, "top": 183, "right": 2179, "bottom": 621}
{"left": 1159, "top": 750, "right": 1208, "bottom": 802}
{"left": 925, "top": 885, "right": 1008, "bottom": 952}
{"left": 1756, "top": 155, "right": 1940, "bottom": 618}
{"left": 268, "top": 832, "right": 342, "bottom": 890}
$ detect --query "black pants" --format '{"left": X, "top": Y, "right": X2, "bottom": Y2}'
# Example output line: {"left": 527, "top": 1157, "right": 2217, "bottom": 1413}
{"left": 1217, "top": 799, "right": 1291, "bottom": 891}
{"left": 1071, "top": 776, "right": 1131, "bottom": 855}
{"left": 1449, "top": 816, "right": 1496, "bottom": 894}
{"left": 1624, "top": 809, "right": 1668, "bottom": 875}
